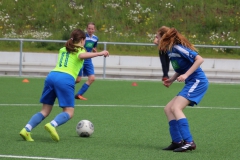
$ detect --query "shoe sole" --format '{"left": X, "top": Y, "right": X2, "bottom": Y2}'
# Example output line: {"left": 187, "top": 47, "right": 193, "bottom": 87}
{"left": 174, "top": 146, "right": 196, "bottom": 152}
{"left": 44, "top": 125, "right": 59, "bottom": 142}
{"left": 19, "top": 129, "right": 34, "bottom": 142}
{"left": 20, "top": 133, "right": 27, "bottom": 141}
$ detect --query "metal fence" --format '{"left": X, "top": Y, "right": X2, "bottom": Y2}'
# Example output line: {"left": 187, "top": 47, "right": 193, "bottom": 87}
{"left": 0, "top": 38, "right": 240, "bottom": 77}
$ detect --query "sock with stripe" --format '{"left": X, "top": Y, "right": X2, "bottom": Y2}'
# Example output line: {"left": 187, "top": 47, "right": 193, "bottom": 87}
{"left": 25, "top": 112, "right": 45, "bottom": 132}
{"left": 50, "top": 112, "right": 70, "bottom": 127}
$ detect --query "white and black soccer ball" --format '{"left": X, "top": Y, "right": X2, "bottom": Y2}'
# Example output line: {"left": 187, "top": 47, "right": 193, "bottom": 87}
{"left": 76, "top": 120, "right": 94, "bottom": 137}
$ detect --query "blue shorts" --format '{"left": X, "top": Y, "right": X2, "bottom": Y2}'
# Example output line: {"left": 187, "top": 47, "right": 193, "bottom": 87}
{"left": 40, "top": 71, "right": 75, "bottom": 107}
{"left": 177, "top": 79, "right": 209, "bottom": 106}
{"left": 78, "top": 60, "right": 94, "bottom": 77}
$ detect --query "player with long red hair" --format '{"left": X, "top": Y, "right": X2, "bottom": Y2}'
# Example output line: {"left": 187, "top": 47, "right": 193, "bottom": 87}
{"left": 158, "top": 26, "right": 209, "bottom": 152}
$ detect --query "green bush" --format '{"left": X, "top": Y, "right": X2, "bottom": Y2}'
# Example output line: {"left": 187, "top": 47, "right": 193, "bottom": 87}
{"left": 0, "top": 0, "right": 239, "bottom": 58}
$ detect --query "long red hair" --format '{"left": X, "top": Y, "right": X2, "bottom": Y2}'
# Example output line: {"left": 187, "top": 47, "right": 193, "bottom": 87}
{"left": 158, "top": 26, "right": 197, "bottom": 52}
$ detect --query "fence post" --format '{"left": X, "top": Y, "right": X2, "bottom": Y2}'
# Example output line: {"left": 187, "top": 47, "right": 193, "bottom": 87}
{"left": 103, "top": 43, "right": 107, "bottom": 79}
{"left": 19, "top": 40, "right": 23, "bottom": 77}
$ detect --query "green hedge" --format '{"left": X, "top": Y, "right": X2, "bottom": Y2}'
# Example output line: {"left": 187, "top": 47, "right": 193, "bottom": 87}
{"left": 0, "top": 0, "right": 239, "bottom": 57}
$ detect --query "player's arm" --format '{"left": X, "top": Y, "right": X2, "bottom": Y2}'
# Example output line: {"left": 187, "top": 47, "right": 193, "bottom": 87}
{"left": 92, "top": 47, "right": 97, "bottom": 52}
{"left": 79, "top": 51, "right": 109, "bottom": 59}
{"left": 92, "top": 40, "right": 98, "bottom": 52}
{"left": 170, "top": 72, "right": 181, "bottom": 81}
{"left": 163, "top": 72, "right": 180, "bottom": 87}
{"left": 177, "top": 55, "right": 204, "bottom": 82}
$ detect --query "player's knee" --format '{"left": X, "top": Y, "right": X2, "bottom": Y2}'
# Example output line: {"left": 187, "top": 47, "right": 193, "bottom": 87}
{"left": 90, "top": 78, "right": 95, "bottom": 83}
{"left": 164, "top": 106, "right": 171, "bottom": 114}
{"left": 75, "top": 77, "right": 81, "bottom": 83}
{"left": 170, "top": 106, "right": 182, "bottom": 114}
{"left": 65, "top": 110, "right": 74, "bottom": 119}
{"left": 88, "top": 77, "right": 95, "bottom": 84}
{"left": 69, "top": 113, "right": 74, "bottom": 119}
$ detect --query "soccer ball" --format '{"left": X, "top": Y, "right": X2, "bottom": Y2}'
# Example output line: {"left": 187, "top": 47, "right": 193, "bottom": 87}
{"left": 76, "top": 120, "right": 94, "bottom": 137}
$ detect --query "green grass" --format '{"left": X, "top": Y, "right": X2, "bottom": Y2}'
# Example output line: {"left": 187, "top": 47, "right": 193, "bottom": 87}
{"left": 0, "top": 77, "right": 240, "bottom": 160}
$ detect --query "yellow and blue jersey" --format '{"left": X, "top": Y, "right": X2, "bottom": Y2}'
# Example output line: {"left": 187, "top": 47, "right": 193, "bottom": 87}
{"left": 53, "top": 47, "right": 86, "bottom": 80}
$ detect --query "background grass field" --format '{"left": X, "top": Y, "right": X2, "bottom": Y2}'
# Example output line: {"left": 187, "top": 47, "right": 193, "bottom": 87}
{"left": 0, "top": 77, "right": 240, "bottom": 160}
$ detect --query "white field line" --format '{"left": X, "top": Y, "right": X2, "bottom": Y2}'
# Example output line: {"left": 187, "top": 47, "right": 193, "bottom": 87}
{"left": 0, "top": 155, "right": 83, "bottom": 160}
{"left": 0, "top": 103, "right": 239, "bottom": 110}
{"left": 0, "top": 104, "right": 238, "bottom": 159}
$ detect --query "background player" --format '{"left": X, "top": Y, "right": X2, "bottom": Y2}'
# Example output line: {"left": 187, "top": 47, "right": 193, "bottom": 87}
{"left": 75, "top": 22, "right": 98, "bottom": 100}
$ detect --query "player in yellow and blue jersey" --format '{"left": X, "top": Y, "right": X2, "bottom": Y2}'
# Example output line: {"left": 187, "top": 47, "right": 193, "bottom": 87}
{"left": 19, "top": 29, "right": 109, "bottom": 142}
{"left": 157, "top": 26, "right": 209, "bottom": 152}
{"left": 75, "top": 22, "right": 98, "bottom": 100}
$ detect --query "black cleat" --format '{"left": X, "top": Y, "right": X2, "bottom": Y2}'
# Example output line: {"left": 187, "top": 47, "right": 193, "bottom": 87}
{"left": 173, "top": 141, "right": 196, "bottom": 152}
{"left": 163, "top": 141, "right": 184, "bottom": 150}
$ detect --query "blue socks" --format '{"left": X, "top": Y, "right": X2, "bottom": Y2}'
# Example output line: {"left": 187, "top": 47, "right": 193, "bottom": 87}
{"left": 24, "top": 112, "right": 70, "bottom": 131}
{"left": 25, "top": 112, "right": 45, "bottom": 132}
{"left": 169, "top": 118, "right": 193, "bottom": 143}
{"left": 177, "top": 118, "right": 193, "bottom": 143}
{"left": 50, "top": 112, "right": 70, "bottom": 127}
{"left": 77, "top": 83, "right": 89, "bottom": 95}
{"left": 169, "top": 120, "right": 182, "bottom": 143}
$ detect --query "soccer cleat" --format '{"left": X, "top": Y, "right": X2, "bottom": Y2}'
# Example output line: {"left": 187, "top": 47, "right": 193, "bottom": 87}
{"left": 75, "top": 95, "right": 87, "bottom": 100}
{"left": 163, "top": 141, "right": 183, "bottom": 150}
{"left": 44, "top": 123, "right": 60, "bottom": 142}
{"left": 19, "top": 128, "right": 34, "bottom": 141}
{"left": 173, "top": 141, "right": 196, "bottom": 152}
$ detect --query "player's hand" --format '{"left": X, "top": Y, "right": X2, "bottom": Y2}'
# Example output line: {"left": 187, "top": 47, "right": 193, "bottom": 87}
{"left": 99, "top": 50, "right": 109, "bottom": 57}
{"left": 163, "top": 78, "right": 173, "bottom": 88}
{"left": 92, "top": 48, "right": 97, "bottom": 52}
{"left": 177, "top": 74, "right": 187, "bottom": 82}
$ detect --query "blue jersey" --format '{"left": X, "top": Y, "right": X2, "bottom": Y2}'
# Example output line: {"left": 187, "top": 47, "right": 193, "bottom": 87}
{"left": 84, "top": 33, "right": 98, "bottom": 63}
{"left": 167, "top": 44, "right": 207, "bottom": 82}
{"left": 168, "top": 44, "right": 208, "bottom": 106}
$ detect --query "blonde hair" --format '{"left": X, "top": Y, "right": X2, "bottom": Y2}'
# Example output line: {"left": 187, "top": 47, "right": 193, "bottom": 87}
{"left": 158, "top": 26, "right": 197, "bottom": 52}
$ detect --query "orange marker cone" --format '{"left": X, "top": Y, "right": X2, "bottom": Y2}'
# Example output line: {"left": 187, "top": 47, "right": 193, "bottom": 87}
{"left": 22, "top": 79, "right": 29, "bottom": 83}
{"left": 132, "top": 82, "right": 138, "bottom": 86}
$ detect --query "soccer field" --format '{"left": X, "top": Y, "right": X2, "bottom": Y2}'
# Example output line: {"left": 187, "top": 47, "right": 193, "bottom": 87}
{"left": 0, "top": 77, "right": 240, "bottom": 160}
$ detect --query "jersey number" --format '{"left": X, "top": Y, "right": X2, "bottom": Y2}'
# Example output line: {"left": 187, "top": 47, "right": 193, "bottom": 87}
{"left": 59, "top": 52, "right": 69, "bottom": 67}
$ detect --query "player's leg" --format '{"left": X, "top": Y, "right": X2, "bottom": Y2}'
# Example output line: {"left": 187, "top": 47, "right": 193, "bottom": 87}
{"left": 75, "top": 62, "right": 95, "bottom": 100}
{"left": 45, "top": 73, "right": 75, "bottom": 142}
{"left": 20, "top": 104, "right": 53, "bottom": 140}
{"left": 173, "top": 80, "right": 208, "bottom": 152}
{"left": 163, "top": 97, "right": 183, "bottom": 150}
{"left": 75, "top": 68, "right": 83, "bottom": 84}
{"left": 75, "top": 68, "right": 87, "bottom": 100}
{"left": 19, "top": 110, "right": 46, "bottom": 141}
{"left": 171, "top": 96, "right": 195, "bottom": 152}
{"left": 44, "top": 109, "right": 71, "bottom": 142}
{"left": 20, "top": 73, "right": 56, "bottom": 141}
